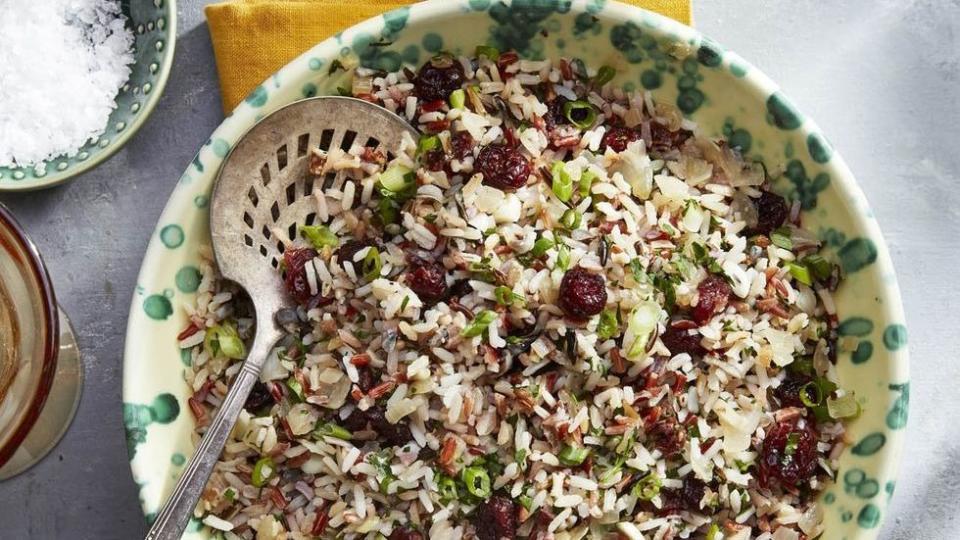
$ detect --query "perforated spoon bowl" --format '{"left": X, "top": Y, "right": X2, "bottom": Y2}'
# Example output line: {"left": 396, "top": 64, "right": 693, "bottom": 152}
{"left": 146, "top": 97, "right": 417, "bottom": 540}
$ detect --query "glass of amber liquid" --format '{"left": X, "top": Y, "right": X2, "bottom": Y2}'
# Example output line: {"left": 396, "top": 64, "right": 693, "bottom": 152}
{"left": 0, "top": 202, "right": 81, "bottom": 479}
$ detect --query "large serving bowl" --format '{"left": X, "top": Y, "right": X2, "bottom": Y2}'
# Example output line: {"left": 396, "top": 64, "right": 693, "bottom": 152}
{"left": 123, "top": 1, "right": 909, "bottom": 537}
{"left": 0, "top": 0, "right": 177, "bottom": 191}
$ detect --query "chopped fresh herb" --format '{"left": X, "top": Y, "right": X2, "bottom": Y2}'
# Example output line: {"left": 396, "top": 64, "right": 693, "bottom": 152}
{"left": 518, "top": 494, "right": 533, "bottom": 510}
{"left": 361, "top": 247, "right": 382, "bottom": 281}
{"left": 652, "top": 272, "right": 679, "bottom": 313}
{"left": 400, "top": 295, "right": 410, "bottom": 313}
{"left": 424, "top": 213, "right": 438, "bottom": 223}
{"left": 376, "top": 197, "right": 401, "bottom": 225}
{"left": 563, "top": 99, "right": 598, "bottom": 130}
{"left": 558, "top": 444, "right": 590, "bottom": 466}
{"left": 597, "top": 309, "right": 619, "bottom": 341}
{"left": 629, "top": 258, "right": 648, "bottom": 283}
{"left": 598, "top": 456, "right": 626, "bottom": 485}
{"left": 788, "top": 262, "right": 813, "bottom": 286}
{"left": 551, "top": 161, "right": 574, "bottom": 202}
{"left": 223, "top": 488, "right": 236, "bottom": 502}
{"left": 336, "top": 86, "right": 352, "bottom": 96}
{"left": 449, "top": 88, "right": 466, "bottom": 109}
{"left": 251, "top": 456, "right": 276, "bottom": 487}
{"left": 560, "top": 208, "right": 582, "bottom": 230}
{"left": 593, "top": 65, "right": 616, "bottom": 87}
{"left": 462, "top": 310, "right": 498, "bottom": 337}
{"left": 660, "top": 221, "right": 677, "bottom": 237}
{"left": 417, "top": 134, "right": 441, "bottom": 155}
{"left": 734, "top": 459, "right": 751, "bottom": 473}
{"left": 469, "top": 257, "right": 497, "bottom": 282}
{"left": 462, "top": 466, "right": 492, "bottom": 499}
{"left": 556, "top": 243, "right": 571, "bottom": 271}
{"left": 475, "top": 45, "right": 500, "bottom": 60}
{"left": 771, "top": 227, "right": 793, "bottom": 250}
{"left": 784, "top": 432, "right": 800, "bottom": 456}
{"left": 690, "top": 242, "right": 723, "bottom": 273}
{"left": 300, "top": 225, "right": 338, "bottom": 249}
{"left": 313, "top": 422, "right": 352, "bottom": 441}
{"left": 631, "top": 473, "right": 661, "bottom": 500}
{"left": 494, "top": 286, "right": 525, "bottom": 307}
{"left": 514, "top": 449, "right": 528, "bottom": 470}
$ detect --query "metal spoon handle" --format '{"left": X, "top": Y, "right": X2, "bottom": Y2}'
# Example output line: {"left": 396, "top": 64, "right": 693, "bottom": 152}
{"left": 145, "top": 333, "right": 276, "bottom": 540}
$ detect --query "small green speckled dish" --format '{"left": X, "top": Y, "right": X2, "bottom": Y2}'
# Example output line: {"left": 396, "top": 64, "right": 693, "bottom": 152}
{"left": 122, "top": 1, "right": 909, "bottom": 537}
{"left": 0, "top": 0, "right": 177, "bottom": 192}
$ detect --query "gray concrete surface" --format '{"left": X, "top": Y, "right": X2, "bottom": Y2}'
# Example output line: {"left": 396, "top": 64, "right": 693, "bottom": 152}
{"left": 0, "top": 0, "right": 955, "bottom": 538}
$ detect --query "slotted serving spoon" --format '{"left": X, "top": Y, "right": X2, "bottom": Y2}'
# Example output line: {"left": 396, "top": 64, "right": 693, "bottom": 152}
{"left": 146, "top": 97, "right": 417, "bottom": 540}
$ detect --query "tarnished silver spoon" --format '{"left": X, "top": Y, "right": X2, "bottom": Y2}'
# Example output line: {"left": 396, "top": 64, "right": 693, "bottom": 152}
{"left": 146, "top": 97, "right": 417, "bottom": 540}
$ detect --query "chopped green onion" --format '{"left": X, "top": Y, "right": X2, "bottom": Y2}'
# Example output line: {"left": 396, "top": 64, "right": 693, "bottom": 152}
{"left": 827, "top": 393, "right": 861, "bottom": 419}
{"left": 788, "top": 262, "right": 813, "bottom": 286}
{"left": 494, "top": 286, "right": 525, "bottom": 307}
{"left": 597, "top": 309, "right": 619, "bottom": 341}
{"left": 449, "top": 88, "right": 466, "bottom": 109}
{"left": 705, "top": 523, "right": 723, "bottom": 540}
{"left": 560, "top": 208, "right": 582, "bottom": 230}
{"left": 578, "top": 169, "right": 597, "bottom": 197}
{"left": 436, "top": 473, "right": 458, "bottom": 502}
{"left": 362, "top": 247, "right": 382, "bottom": 281}
{"left": 377, "top": 198, "right": 400, "bottom": 225}
{"left": 770, "top": 227, "right": 793, "bottom": 250}
{"left": 469, "top": 257, "right": 497, "bottom": 282}
{"left": 286, "top": 377, "right": 304, "bottom": 401}
{"left": 556, "top": 243, "right": 571, "bottom": 271}
{"left": 518, "top": 494, "right": 533, "bottom": 510}
{"left": 379, "top": 164, "right": 415, "bottom": 195}
{"left": 626, "top": 301, "right": 661, "bottom": 358}
{"left": 798, "top": 381, "right": 824, "bottom": 407}
{"left": 802, "top": 253, "right": 833, "bottom": 281}
{"left": 551, "top": 161, "right": 574, "bottom": 202}
{"left": 462, "top": 466, "right": 492, "bottom": 499}
{"left": 558, "top": 444, "right": 590, "bottom": 466}
{"left": 300, "top": 225, "right": 338, "bottom": 249}
{"left": 379, "top": 475, "right": 396, "bottom": 495}
{"left": 631, "top": 473, "right": 661, "bottom": 500}
{"left": 562, "top": 100, "right": 598, "bottom": 130}
{"left": 462, "top": 310, "right": 498, "bottom": 337}
{"left": 530, "top": 237, "right": 554, "bottom": 258}
{"left": 251, "top": 456, "right": 276, "bottom": 487}
{"left": 598, "top": 456, "right": 626, "bottom": 485}
{"left": 313, "top": 422, "right": 352, "bottom": 440}
{"left": 417, "top": 134, "right": 441, "bottom": 155}
{"left": 593, "top": 65, "right": 616, "bottom": 87}
{"left": 223, "top": 488, "right": 236, "bottom": 502}
{"left": 475, "top": 45, "right": 500, "bottom": 60}
{"left": 204, "top": 322, "right": 246, "bottom": 360}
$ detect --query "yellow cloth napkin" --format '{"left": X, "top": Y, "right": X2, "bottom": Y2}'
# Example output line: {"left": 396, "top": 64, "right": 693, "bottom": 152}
{"left": 206, "top": 0, "right": 692, "bottom": 113}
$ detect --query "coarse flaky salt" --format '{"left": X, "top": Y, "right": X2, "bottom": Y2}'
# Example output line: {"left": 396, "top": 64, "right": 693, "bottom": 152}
{"left": 0, "top": 0, "right": 134, "bottom": 169}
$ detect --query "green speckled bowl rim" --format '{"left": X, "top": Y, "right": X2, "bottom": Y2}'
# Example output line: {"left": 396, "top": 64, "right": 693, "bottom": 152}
{"left": 122, "top": 1, "right": 909, "bottom": 537}
{"left": 0, "top": 0, "right": 178, "bottom": 192}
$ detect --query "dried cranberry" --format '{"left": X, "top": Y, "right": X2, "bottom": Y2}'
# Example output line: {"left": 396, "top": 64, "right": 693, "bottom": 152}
{"left": 413, "top": 55, "right": 465, "bottom": 102}
{"left": 679, "top": 476, "right": 707, "bottom": 510}
{"left": 422, "top": 148, "right": 447, "bottom": 171}
{"left": 601, "top": 126, "right": 642, "bottom": 152}
{"left": 343, "top": 405, "right": 413, "bottom": 446}
{"left": 407, "top": 260, "right": 448, "bottom": 303}
{"left": 558, "top": 267, "right": 607, "bottom": 320}
{"left": 473, "top": 495, "right": 517, "bottom": 540}
{"left": 283, "top": 247, "right": 329, "bottom": 306}
{"left": 451, "top": 131, "right": 475, "bottom": 160}
{"left": 244, "top": 381, "right": 274, "bottom": 412}
{"left": 388, "top": 527, "right": 424, "bottom": 540}
{"left": 336, "top": 239, "right": 376, "bottom": 270}
{"left": 692, "top": 275, "right": 732, "bottom": 325}
{"left": 759, "top": 416, "right": 820, "bottom": 489}
{"left": 647, "top": 416, "right": 686, "bottom": 457}
{"left": 649, "top": 122, "right": 693, "bottom": 155}
{"left": 750, "top": 191, "right": 789, "bottom": 236}
{"left": 446, "top": 279, "right": 473, "bottom": 300}
{"left": 475, "top": 144, "right": 531, "bottom": 191}
{"left": 545, "top": 96, "right": 570, "bottom": 130}
{"left": 660, "top": 325, "right": 705, "bottom": 357}
{"left": 773, "top": 375, "right": 814, "bottom": 408}
{"left": 656, "top": 487, "right": 683, "bottom": 516}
